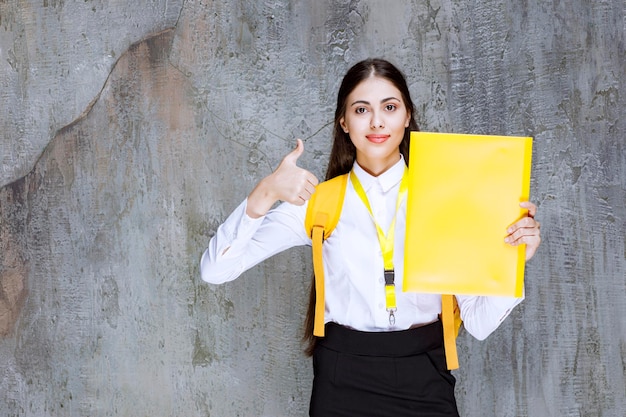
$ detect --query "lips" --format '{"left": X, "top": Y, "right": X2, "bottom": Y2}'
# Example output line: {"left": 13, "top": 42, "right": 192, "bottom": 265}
{"left": 365, "top": 134, "right": 390, "bottom": 144}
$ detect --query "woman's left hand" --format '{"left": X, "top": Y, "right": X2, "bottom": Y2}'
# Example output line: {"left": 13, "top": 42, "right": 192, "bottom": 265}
{"left": 505, "top": 202, "right": 541, "bottom": 261}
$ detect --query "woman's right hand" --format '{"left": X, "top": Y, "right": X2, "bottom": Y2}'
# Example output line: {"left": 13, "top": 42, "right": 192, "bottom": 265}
{"left": 246, "top": 139, "right": 319, "bottom": 218}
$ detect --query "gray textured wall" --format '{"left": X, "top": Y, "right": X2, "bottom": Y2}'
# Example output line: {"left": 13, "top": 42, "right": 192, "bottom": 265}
{"left": 1, "top": 1, "right": 624, "bottom": 416}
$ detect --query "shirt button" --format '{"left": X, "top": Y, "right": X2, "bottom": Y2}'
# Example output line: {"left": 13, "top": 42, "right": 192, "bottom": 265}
{"left": 378, "top": 303, "right": 384, "bottom": 309}
{"left": 379, "top": 277, "right": 384, "bottom": 284}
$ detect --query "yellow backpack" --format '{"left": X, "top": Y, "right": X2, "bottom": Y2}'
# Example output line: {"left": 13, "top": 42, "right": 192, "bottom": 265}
{"left": 304, "top": 173, "right": 463, "bottom": 370}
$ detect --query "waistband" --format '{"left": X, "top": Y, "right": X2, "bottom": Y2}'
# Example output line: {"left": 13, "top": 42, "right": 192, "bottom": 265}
{"left": 318, "top": 321, "right": 443, "bottom": 357}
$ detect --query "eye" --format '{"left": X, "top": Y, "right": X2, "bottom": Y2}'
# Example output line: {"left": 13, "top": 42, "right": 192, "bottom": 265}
{"left": 355, "top": 107, "right": 367, "bottom": 114}
{"left": 385, "top": 104, "right": 397, "bottom": 111}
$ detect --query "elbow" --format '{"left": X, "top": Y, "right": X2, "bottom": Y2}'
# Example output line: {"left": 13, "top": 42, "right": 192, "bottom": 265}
{"left": 199, "top": 249, "right": 230, "bottom": 285}
{"left": 462, "top": 319, "right": 498, "bottom": 341}
{"left": 199, "top": 267, "right": 219, "bottom": 285}
{"left": 458, "top": 296, "right": 523, "bottom": 341}
{"left": 199, "top": 262, "right": 217, "bottom": 284}
{"left": 200, "top": 250, "right": 241, "bottom": 284}
{"left": 469, "top": 328, "right": 492, "bottom": 341}
{"left": 200, "top": 264, "right": 229, "bottom": 285}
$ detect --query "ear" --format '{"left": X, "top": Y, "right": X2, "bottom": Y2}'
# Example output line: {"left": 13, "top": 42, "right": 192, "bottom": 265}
{"left": 404, "top": 112, "right": 411, "bottom": 128}
{"left": 340, "top": 116, "right": 348, "bottom": 133}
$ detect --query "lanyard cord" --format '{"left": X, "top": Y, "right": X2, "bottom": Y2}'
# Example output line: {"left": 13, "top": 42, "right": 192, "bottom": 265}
{"left": 350, "top": 166, "right": 409, "bottom": 325}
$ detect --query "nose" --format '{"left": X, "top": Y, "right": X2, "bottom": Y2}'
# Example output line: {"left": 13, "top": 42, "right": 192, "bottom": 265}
{"left": 370, "top": 112, "right": 384, "bottom": 129}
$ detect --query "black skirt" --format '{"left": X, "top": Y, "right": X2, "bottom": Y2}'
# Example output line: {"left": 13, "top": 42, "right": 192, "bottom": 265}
{"left": 309, "top": 321, "right": 460, "bottom": 417}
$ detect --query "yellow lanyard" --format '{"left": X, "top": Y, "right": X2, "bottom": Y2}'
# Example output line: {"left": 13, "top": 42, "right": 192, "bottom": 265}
{"left": 350, "top": 166, "right": 408, "bottom": 325}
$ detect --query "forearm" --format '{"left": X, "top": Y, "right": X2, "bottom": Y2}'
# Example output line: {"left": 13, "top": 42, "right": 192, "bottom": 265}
{"left": 200, "top": 199, "right": 263, "bottom": 284}
{"left": 199, "top": 199, "right": 310, "bottom": 285}
{"left": 246, "top": 176, "right": 279, "bottom": 218}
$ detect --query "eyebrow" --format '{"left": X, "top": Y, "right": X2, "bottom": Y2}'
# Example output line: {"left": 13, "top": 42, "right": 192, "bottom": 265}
{"left": 350, "top": 97, "right": 401, "bottom": 106}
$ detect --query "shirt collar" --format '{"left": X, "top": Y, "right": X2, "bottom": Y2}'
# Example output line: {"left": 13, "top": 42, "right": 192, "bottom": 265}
{"left": 351, "top": 155, "right": 406, "bottom": 193}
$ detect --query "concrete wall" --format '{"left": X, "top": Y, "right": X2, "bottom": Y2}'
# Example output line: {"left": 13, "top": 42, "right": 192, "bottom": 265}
{"left": 1, "top": 0, "right": 624, "bottom": 416}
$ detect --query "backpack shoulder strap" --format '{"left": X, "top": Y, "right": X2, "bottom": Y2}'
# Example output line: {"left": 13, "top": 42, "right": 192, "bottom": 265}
{"left": 305, "top": 173, "right": 348, "bottom": 239}
{"left": 441, "top": 294, "right": 463, "bottom": 370}
{"left": 304, "top": 173, "right": 349, "bottom": 337}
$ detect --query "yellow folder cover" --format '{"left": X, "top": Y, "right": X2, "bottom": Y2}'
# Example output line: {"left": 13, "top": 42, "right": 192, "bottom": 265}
{"left": 403, "top": 131, "right": 532, "bottom": 297}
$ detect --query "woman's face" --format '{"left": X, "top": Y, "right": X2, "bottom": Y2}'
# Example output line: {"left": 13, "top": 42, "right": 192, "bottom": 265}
{"left": 339, "top": 75, "right": 411, "bottom": 176}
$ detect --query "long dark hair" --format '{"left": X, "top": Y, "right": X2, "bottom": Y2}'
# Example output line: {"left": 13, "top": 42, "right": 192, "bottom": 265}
{"left": 303, "top": 58, "right": 419, "bottom": 355}
{"left": 324, "top": 58, "right": 419, "bottom": 180}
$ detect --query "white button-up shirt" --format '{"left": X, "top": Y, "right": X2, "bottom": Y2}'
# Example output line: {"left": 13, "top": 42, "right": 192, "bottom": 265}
{"left": 201, "top": 157, "right": 523, "bottom": 340}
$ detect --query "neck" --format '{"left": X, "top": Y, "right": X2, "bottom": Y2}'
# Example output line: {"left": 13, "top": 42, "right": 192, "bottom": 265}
{"left": 355, "top": 154, "right": 402, "bottom": 177}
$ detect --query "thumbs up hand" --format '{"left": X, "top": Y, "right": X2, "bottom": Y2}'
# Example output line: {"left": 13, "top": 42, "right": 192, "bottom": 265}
{"left": 246, "top": 139, "right": 319, "bottom": 218}
{"left": 270, "top": 139, "right": 320, "bottom": 205}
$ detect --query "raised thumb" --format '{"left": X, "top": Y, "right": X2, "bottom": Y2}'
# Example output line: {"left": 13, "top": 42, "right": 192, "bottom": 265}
{"left": 284, "top": 138, "right": 304, "bottom": 165}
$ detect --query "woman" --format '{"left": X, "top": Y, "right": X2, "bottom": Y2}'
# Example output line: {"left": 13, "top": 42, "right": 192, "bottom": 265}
{"left": 201, "top": 58, "right": 541, "bottom": 416}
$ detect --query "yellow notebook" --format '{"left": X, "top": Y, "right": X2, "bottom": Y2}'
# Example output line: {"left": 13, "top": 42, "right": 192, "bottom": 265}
{"left": 403, "top": 132, "right": 533, "bottom": 297}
